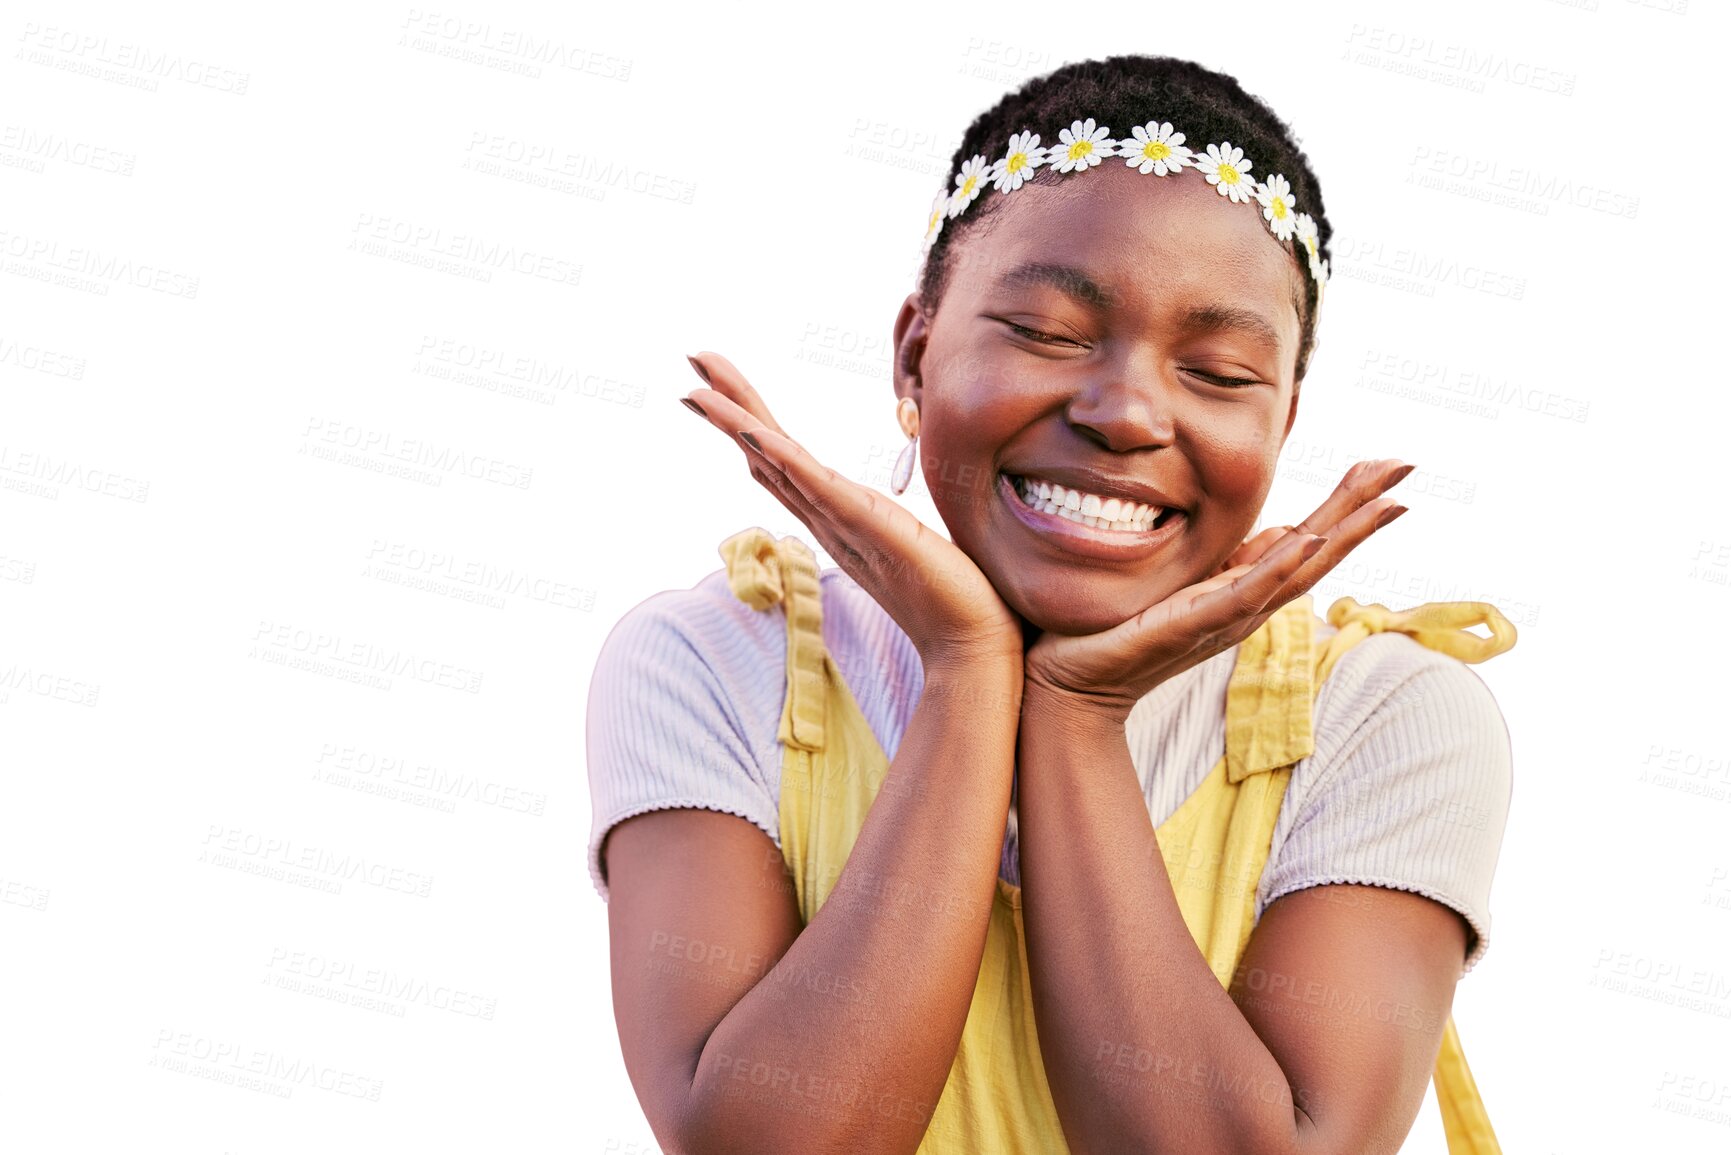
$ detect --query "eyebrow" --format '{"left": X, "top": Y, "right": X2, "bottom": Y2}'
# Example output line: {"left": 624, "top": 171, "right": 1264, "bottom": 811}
{"left": 1180, "top": 303, "right": 1284, "bottom": 352}
{"left": 995, "top": 261, "right": 1118, "bottom": 309}
{"left": 993, "top": 260, "right": 1285, "bottom": 351}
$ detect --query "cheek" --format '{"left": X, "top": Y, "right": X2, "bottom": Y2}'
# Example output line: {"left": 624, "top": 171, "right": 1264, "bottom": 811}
{"left": 917, "top": 404, "right": 1008, "bottom": 519}
{"left": 1184, "top": 426, "right": 1280, "bottom": 580}
{"left": 918, "top": 359, "right": 1041, "bottom": 511}
{"left": 1188, "top": 418, "right": 1282, "bottom": 520}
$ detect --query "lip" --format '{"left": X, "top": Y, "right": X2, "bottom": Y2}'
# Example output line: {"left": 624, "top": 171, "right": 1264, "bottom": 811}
{"left": 997, "top": 471, "right": 1187, "bottom": 562}
{"left": 1006, "top": 464, "right": 1179, "bottom": 512}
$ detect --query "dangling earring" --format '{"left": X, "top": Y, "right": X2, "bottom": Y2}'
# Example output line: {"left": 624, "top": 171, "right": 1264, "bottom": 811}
{"left": 890, "top": 396, "right": 920, "bottom": 496}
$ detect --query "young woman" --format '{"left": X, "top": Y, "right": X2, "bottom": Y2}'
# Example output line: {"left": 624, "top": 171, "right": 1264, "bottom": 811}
{"left": 588, "top": 54, "right": 1516, "bottom": 1154}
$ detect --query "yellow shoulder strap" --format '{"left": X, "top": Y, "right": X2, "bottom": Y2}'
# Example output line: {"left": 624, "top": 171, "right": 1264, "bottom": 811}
{"left": 718, "top": 526, "right": 891, "bottom": 921}
{"left": 1308, "top": 592, "right": 1516, "bottom": 1149}
{"left": 1316, "top": 595, "right": 1515, "bottom": 1155}
{"left": 718, "top": 526, "right": 829, "bottom": 753}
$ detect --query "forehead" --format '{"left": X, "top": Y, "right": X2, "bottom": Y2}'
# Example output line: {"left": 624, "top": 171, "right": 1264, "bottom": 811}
{"left": 950, "top": 162, "right": 1303, "bottom": 333}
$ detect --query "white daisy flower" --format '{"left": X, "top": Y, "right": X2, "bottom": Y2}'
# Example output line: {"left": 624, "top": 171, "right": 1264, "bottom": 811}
{"left": 1195, "top": 141, "right": 1255, "bottom": 204}
{"left": 1053, "top": 118, "right": 1112, "bottom": 173}
{"left": 1117, "top": 121, "right": 1193, "bottom": 176}
{"left": 921, "top": 186, "right": 949, "bottom": 253}
{"left": 947, "top": 154, "right": 991, "bottom": 219}
{"left": 991, "top": 131, "right": 1046, "bottom": 193}
{"left": 1255, "top": 173, "right": 1298, "bottom": 241}
{"left": 1295, "top": 212, "right": 1325, "bottom": 279}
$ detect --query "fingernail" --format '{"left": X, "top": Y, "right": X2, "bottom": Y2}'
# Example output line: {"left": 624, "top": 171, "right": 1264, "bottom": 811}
{"left": 1301, "top": 535, "right": 1329, "bottom": 560}
{"left": 738, "top": 430, "right": 763, "bottom": 453}
{"left": 679, "top": 396, "right": 704, "bottom": 416}
{"left": 1375, "top": 504, "right": 1408, "bottom": 529}
{"left": 1388, "top": 463, "right": 1416, "bottom": 485}
{"left": 686, "top": 353, "right": 712, "bottom": 385}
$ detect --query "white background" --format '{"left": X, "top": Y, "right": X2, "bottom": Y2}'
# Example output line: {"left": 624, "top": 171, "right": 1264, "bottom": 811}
{"left": 4, "top": 0, "right": 1728, "bottom": 1151}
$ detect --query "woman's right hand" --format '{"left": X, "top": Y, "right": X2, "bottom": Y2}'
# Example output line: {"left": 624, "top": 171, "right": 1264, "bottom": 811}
{"left": 682, "top": 351, "right": 1024, "bottom": 671}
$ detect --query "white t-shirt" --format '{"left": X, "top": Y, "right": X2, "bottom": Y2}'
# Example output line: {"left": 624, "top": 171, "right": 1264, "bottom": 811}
{"left": 586, "top": 559, "right": 1514, "bottom": 975}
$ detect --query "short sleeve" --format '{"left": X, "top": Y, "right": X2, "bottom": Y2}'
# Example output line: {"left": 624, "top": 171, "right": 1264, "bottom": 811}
{"left": 1256, "top": 637, "right": 1514, "bottom": 976}
{"left": 584, "top": 586, "right": 782, "bottom": 904}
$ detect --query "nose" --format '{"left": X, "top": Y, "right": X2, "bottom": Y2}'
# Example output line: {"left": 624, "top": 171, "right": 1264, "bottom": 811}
{"left": 1063, "top": 353, "right": 1178, "bottom": 453}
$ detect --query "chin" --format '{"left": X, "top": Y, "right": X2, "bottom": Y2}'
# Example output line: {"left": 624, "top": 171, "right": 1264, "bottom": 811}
{"left": 1001, "top": 556, "right": 1210, "bottom": 641}
{"left": 1009, "top": 590, "right": 1143, "bottom": 640}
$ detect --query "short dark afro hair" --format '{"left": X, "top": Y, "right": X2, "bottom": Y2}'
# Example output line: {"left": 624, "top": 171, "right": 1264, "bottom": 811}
{"left": 917, "top": 54, "right": 1333, "bottom": 384}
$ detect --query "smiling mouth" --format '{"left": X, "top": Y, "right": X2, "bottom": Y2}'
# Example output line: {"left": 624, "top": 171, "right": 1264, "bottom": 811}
{"left": 996, "top": 471, "right": 1187, "bottom": 562}
{"left": 1003, "top": 472, "right": 1180, "bottom": 534}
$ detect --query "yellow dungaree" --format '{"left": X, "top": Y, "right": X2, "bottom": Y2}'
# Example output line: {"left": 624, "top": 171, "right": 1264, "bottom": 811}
{"left": 719, "top": 527, "right": 1517, "bottom": 1154}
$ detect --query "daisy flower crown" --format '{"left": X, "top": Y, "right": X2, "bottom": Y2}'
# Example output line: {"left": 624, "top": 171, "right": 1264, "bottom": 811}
{"left": 921, "top": 118, "right": 1329, "bottom": 303}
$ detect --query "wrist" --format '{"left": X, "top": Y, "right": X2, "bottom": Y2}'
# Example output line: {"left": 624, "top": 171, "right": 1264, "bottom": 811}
{"left": 921, "top": 640, "right": 1025, "bottom": 679}
{"left": 1020, "top": 677, "right": 1133, "bottom": 740}
{"left": 919, "top": 652, "right": 1024, "bottom": 718}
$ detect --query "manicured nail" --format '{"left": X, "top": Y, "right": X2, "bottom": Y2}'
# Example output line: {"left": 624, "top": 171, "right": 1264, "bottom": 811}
{"left": 1375, "top": 504, "right": 1408, "bottom": 529}
{"left": 686, "top": 354, "right": 712, "bottom": 385}
{"left": 738, "top": 430, "right": 763, "bottom": 453}
{"left": 679, "top": 396, "right": 704, "bottom": 415}
{"left": 1388, "top": 463, "right": 1416, "bottom": 486}
{"left": 1301, "top": 535, "right": 1329, "bottom": 560}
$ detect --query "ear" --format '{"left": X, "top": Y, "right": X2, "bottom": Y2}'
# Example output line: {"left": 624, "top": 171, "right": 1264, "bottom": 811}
{"left": 892, "top": 292, "right": 929, "bottom": 407}
{"left": 1281, "top": 277, "right": 1313, "bottom": 444}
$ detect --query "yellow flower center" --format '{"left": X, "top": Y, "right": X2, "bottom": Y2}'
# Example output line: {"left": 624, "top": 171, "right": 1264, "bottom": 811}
{"left": 1219, "top": 163, "right": 1240, "bottom": 184}
{"left": 1142, "top": 140, "right": 1171, "bottom": 161}
{"left": 1068, "top": 140, "right": 1092, "bottom": 161}
{"left": 1272, "top": 197, "right": 1288, "bottom": 219}
{"left": 960, "top": 174, "right": 978, "bottom": 197}
{"left": 1008, "top": 152, "right": 1026, "bottom": 174}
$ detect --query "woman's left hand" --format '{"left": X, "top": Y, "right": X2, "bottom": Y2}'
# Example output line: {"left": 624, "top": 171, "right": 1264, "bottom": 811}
{"left": 1022, "top": 459, "right": 1415, "bottom": 726}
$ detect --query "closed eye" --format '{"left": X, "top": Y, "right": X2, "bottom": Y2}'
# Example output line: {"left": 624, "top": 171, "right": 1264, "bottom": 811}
{"left": 1002, "top": 321, "right": 1086, "bottom": 348}
{"left": 1184, "top": 369, "right": 1262, "bottom": 388}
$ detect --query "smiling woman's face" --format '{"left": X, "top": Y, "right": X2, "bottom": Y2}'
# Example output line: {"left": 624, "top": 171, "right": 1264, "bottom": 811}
{"left": 892, "top": 161, "right": 1309, "bottom": 638}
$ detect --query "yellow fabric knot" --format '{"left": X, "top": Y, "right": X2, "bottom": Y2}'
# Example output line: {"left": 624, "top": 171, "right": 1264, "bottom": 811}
{"left": 718, "top": 527, "right": 796, "bottom": 611}
{"left": 1325, "top": 597, "right": 1518, "bottom": 665}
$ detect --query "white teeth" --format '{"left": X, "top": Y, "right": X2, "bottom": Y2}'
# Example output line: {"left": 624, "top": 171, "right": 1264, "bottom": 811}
{"left": 1009, "top": 474, "right": 1171, "bottom": 534}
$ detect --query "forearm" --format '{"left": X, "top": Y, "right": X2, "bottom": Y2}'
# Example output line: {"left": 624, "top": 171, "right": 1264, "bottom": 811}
{"left": 685, "top": 659, "right": 1023, "bottom": 1155}
{"left": 1016, "top": 690, "right": 1310, "bottom": 1155}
